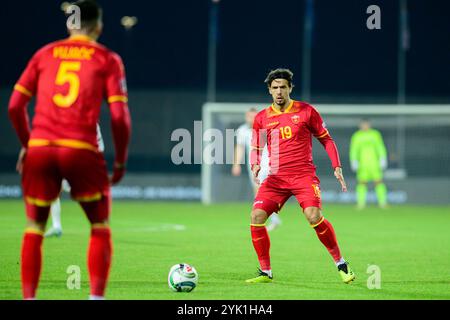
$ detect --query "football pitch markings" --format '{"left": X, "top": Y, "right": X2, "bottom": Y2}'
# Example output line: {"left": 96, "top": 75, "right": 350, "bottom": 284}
{"left": 0, "top": 200, "right": 449, "bottom": 300}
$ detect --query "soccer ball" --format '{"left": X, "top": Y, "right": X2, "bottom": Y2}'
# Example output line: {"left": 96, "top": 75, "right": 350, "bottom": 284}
{"left": 168, "top": 263, "right": 198, "bottom": 292}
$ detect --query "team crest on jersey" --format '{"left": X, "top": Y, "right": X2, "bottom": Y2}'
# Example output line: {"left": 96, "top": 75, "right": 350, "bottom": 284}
{"left": 291, "top": 115, "right": 300, "bottom": 124}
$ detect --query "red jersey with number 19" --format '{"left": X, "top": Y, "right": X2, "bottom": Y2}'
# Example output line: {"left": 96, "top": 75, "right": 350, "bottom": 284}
{"left": 250, "top": 100, "right": 341, "bottom": 176}
{"left": 13, "top": 34, "right": 128, "bottom": 151}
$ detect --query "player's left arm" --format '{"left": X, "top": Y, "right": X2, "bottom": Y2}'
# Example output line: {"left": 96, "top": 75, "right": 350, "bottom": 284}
{"left": 308, "top": 107, "right": 347, "bottom": 192}
{"left": 105, "top": 52, "right": 132, "bottom": 184}
{"left": 375, "top": 130, "right": 388, "bottom": 170}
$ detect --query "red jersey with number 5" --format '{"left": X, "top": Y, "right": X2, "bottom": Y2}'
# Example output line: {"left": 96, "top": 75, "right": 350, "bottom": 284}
{"left": 250, "top": 100, "right": 341, "bottom": 176}
{"left": 13, "top": 35, "right": 128, "bottom": 150}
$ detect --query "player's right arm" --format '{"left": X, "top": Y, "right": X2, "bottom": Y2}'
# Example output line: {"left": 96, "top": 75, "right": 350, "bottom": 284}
{"left": 8, "top": 50, "right": 42, "bottom": 173}
{"left": 8, "top": 51, "right": 41, "bottom": 148}
{"left": 249, "top": 113, "right": 266, "bottom": 180}
{"left": 104, "top": 52, "right": 132, "bottom": 184}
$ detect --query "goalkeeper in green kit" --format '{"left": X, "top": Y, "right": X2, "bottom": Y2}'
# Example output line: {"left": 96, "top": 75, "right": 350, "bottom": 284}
{"left": 350, "top": 119, "right": 388, "bottom": 209}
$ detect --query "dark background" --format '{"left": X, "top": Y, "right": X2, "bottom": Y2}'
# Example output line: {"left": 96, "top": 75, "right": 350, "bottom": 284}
{"left": 0, "top": 0, "right": 449, "bottom": 173}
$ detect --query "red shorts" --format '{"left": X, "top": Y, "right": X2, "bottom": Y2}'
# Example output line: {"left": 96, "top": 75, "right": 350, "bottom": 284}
{"left": 22, "top": 146, "right": 110, "bottom": 218}
{"left": 253, "top": 174, "right": 322, "bottom": 214}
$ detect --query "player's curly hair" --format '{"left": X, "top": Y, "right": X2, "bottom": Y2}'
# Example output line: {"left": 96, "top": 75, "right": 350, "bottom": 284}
{"left": 264, "top": 68, "right": 294, "bottom": 88}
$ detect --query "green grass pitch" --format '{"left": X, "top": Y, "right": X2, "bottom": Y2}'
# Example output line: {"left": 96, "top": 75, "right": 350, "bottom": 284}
{"left": 0, "top": 200, "right": 449, "bottom": 300}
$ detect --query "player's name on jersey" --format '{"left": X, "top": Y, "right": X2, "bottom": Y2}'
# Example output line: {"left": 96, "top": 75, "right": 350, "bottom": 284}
{"left": 53, "top": 46, "right": 95, "bottom": 60}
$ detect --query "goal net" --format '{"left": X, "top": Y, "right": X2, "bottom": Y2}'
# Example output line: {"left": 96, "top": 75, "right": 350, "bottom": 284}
{"left": 201, "top": 103, "right": 450, "bottom": 205}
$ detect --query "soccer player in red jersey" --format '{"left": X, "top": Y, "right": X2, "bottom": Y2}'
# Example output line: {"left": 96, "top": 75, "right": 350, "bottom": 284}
{"left": 245, "top": 69, "right": 355, "bottom": 284}
{"left": 8, "top": 0, "right": 131, "bottom": 299}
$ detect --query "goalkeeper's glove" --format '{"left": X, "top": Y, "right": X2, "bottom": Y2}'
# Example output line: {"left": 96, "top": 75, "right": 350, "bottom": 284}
{"left": 350, "top": 160, "right": 358, "bottom": 172}
{"left": 380, "top": 157, "right": 387, "bottom": 170}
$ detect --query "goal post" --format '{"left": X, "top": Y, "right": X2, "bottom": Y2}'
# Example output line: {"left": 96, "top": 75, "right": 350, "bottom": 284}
{"left": 201, "top": 103, "right": 450, "bottom": 205}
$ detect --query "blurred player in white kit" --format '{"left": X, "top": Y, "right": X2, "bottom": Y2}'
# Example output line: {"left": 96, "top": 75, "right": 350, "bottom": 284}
{"left": 232, "top": 108, "right": 282, "bottom": 231}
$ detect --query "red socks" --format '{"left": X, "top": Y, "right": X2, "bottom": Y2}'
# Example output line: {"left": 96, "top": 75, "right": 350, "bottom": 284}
{"left": 251, "top": 217, "right": 341, "bottom": 270}
{"left": 312, "top": 217, "right": 342, "bottom": 263}
{"left": 21, "top": 227, "right": 112, "bottom": 299}
{"left": 88, "top": 227, "right": 112, "bottom": 297}
{"left": 250, "top": 225, "right": 271, "bottom": 270}
{"left": 21, "top": 231, "right": 44, "bottom": 299}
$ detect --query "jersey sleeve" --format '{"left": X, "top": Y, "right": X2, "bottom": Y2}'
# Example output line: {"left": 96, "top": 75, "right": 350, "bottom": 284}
{"left": 105, "top": 52, "right": 131, "bottom": 166}
{"left": 250, "top": 113, "right": 267, "bottom": 168}
{"left": 308, "top": 106, "right": 329, "bottom": 138}
{"left": 105, "top": 52, "right": 128, "bottom": 103}
{"left": 308, "top": 106, "right": 342, "bottom": 168}
{"left": 14, "top": 50, "right": 41, "bottom": 98}
{"left": 8, "top": 51, "right": 41, "bottom": 146}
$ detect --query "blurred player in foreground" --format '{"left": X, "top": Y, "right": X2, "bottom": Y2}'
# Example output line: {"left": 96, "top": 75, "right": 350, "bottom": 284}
{"left": 246, "top": 68, "right": 355, "bottom": 284}
{"left": 9, "top": 0, "right": 131, "bottom": 299}
{"left": 350, "top": 119, "right": 388, "bottom": 209}
{"left": 232, "top": 108, "right": 282, "bottom": 231}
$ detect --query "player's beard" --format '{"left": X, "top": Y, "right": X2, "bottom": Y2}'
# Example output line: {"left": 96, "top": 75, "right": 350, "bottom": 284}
{"left": 274, "top": 96, "right": 287, "bottom": 108}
